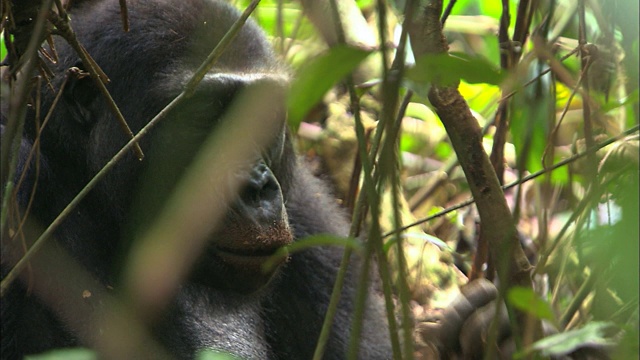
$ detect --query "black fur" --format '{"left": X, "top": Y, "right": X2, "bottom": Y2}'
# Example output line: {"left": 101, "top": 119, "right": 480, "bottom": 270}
{"left": 1, "top": 0, "right": 391, "bottom": 359}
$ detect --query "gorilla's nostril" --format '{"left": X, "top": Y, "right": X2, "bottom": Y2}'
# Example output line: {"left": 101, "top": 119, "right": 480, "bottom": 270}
{"left": 240, "top": 161, "right": 282, "bottom": 208}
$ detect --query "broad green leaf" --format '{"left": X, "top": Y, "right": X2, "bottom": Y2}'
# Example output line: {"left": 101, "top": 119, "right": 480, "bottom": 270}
{"left": 406, "top": 53, "right": 504, "bottom": 86}
{"left": 356, "top": 0, "right": 374, "bottom": 9}
{"left": 507, "top": 287, "right": 555, "bottom": 322}
{"left": 196, "top": 349, "right": 243, "bottom": 360}
{"left": 447, "top": 0, "right": 474, "bottom": 16}
{"left": 458, "top": 81, "right": 500, "bottom": 117}
{"left": 287, "top": 45, "right": 372, "bottom": 129}
{"left": 0, "top": 34, "right": 7, "bottom": 61}
{"left": 515, "top": 322, "right": 615, "bottom": 358}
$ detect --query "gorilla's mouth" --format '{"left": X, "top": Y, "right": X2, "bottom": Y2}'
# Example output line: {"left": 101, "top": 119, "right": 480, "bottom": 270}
{"left": 213, "top": 229, "right": 292, "bottom": 271}
{"left": 191, "top": 221, "right": 293, "bottom": 293}
{"left": 213, "top": 244, "right": 289, "bottom": 281}
{"left": 212, "top": 220, "right": 293, "bottom": 263}
{"left": 213, "top": 243, "right": 288, "bottom": 273}
{"left": 216, "top": 244, "right": 282, "bottom": 258}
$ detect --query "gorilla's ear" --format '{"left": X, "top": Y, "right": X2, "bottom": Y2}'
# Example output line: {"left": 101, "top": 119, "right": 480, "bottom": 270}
{"left": 64, "top": 61, "right": 100, "bottom": 126}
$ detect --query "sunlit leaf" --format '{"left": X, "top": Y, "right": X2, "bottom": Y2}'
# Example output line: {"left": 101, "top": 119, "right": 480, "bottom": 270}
{"left": 0, "top": 34, "right": 7, "bottom": 61}
{"left": 405, "top": 102, "right": 436, "bottom": 121}
{"left": 287, "top": 45, "right": 372, "bottom": 129}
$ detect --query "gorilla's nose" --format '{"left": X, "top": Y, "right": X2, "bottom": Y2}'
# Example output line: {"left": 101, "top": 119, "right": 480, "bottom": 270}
{"left": 236, "top": 161, "right": 285, "bottom": 225}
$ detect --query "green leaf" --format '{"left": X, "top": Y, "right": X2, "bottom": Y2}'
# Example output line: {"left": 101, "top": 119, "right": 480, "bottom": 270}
{"left": 0, "top": 32, "right": 10, "bottom": 61}
{"left": 507, "top": 287, "right": 555, "bottom": 322}
{"left": 250, "top": 6, "right": 308, "bottom": 39}
{"left": 356, "top": 0, "right": 374, "bottom": 9}
{"left": 515, "top": 322, "right": 616, "bottom": 358}
{"left": 404, "top": 102, "right": 436, "bottom": 121}
{"left": 287, "top": 45, "right": 372, "bottom": 129}
{"left": 25, "top": 348, "right": 98, "bottom": 360}
{"left": 196, "top": 349, "right": 243, "bottom": 360}
{"left": 406, "top": 53, "right": 504, "bottom": 86}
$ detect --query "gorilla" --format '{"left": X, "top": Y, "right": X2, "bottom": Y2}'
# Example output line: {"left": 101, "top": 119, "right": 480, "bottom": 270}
{"left": 0, "top": 0, "right": 392, "bottom": 359}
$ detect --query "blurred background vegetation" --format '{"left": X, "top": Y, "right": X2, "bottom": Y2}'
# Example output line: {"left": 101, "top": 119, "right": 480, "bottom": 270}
{"left": 233, "top": 0, "right": 639, "bottom": 358}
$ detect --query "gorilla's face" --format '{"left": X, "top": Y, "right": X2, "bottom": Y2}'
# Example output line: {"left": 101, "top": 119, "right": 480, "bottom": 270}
{"left": 175, "top": 77, "right": 295, "bottom": 294}
{"left": 35, "top": 5, "right": 295, "bottom": 294}
{"left": 128, "top": 73, "right": 295, "bottom": 294}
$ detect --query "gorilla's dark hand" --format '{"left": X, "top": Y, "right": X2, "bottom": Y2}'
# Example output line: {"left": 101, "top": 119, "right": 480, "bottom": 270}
{"left": 415, "top": 279, "right": 504, "bottom": 359}
{"left": 415, "top": 279, "right": 613, "bottom": 360}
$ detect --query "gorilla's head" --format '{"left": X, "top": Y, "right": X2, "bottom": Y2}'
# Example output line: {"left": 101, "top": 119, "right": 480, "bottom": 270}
{"left": 29, "top": 0, "right": 296, "bottom": 293}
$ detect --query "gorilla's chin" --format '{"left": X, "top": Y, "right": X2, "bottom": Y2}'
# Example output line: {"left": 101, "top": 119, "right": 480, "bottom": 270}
{"left": 191, "top": 252, "right": 283, "bottom": 295}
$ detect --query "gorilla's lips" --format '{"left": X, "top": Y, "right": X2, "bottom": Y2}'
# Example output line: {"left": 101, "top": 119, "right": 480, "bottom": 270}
{"left": 192, "top": 220, "right": 293, "bottom": 293}
{"left": 216, "top": 244, "right": 282, "bottom": 257}
{"left": 213, "top": 247, "right": 285, "bottom": 280}
{"left": 216, "top": 219, "right": 292, "bottom": 253}
{"left": 214, "top": 222, "right": 292, "bottom": 268}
